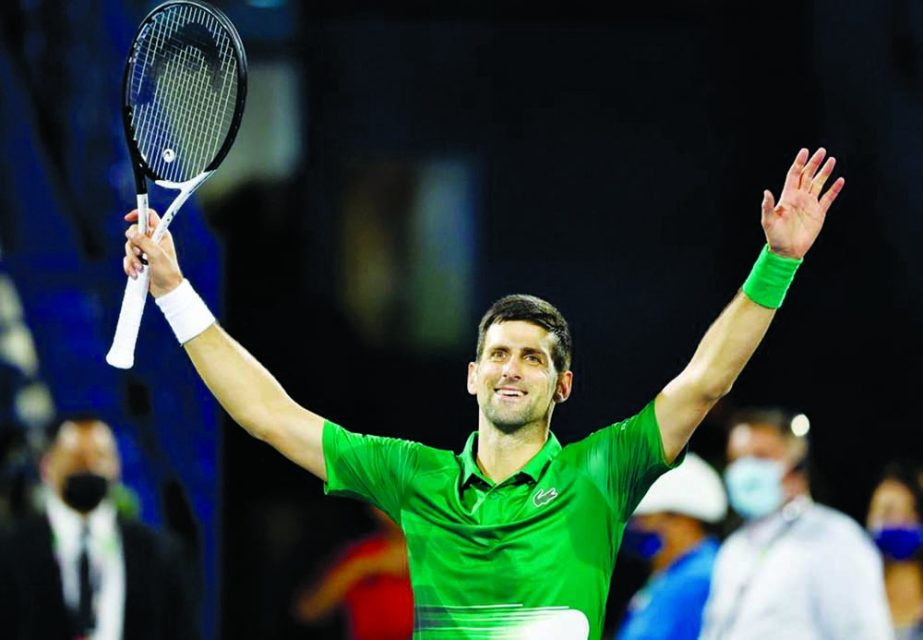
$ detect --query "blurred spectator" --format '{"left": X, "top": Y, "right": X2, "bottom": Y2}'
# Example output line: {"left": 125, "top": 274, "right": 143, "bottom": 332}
{"left": 867, "top": 462, "right": 923, "bottom": 639}
{"left": 0, "top": 415, "right": 200, "bottom": 640}
{"left": 0, "top": 422, "right": 34, "bottom": 524}
{"left": 292, "top": 505, "right": 413, "bottom": 640}
{"left": 700, "top": 408, "right": 892, "bottom": 640}
{"left": 615, "top": 452, "right": 726, "bottom": 640}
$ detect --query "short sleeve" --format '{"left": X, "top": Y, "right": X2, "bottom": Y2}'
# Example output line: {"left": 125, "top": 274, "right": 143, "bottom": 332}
{"left": 569, "top": 400, "right": 683, "bottom": 521}
{"left": 322, "top": 421, "right": 422, "bottom": 524}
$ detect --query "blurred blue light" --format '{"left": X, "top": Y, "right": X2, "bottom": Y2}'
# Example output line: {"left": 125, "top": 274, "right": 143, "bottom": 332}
{"left": 245, "top": 0, "right": 287, "bottom": 8}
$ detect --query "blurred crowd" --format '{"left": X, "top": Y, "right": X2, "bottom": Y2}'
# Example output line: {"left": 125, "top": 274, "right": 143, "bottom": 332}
{"left": 2, "top": 407, "right": 920, "bottom": 640}
{"left": 615, "top": 408, "right": 923, "bottom": 640}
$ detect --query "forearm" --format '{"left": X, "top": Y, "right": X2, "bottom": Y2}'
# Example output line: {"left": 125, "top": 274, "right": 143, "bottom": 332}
{"left": 184, "top": 324, "right": 327, "bottom": 480}
{"left": 657, "top": 291, "right": 776, "bottom": 462}
{"left": 656, "top": 240, "right": 804, "bottom": 461}
{"left": 678, "top": 290, "right": 775, "bottom": 400}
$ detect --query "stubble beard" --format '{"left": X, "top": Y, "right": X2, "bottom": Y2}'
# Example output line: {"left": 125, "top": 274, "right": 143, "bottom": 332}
{"left": 482, "top": 395, "right": 544, "bottom": 435}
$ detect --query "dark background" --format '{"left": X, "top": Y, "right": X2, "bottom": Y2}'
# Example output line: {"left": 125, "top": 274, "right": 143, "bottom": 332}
{"left": 2, "top": 1, "right": 922, "bottom": 638}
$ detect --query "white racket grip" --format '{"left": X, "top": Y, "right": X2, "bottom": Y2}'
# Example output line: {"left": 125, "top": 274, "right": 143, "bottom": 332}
{"left": 106, "top": 270, "right": 151, "bottom": 369}
{"left": 137, "top": 193, "right": 149, "bottom": 236}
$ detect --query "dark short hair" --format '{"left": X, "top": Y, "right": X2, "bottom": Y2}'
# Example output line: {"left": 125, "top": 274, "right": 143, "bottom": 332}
{"left": 727, "top": 406, "right": 810, "bottom": 468}
{"left": 42, "top": 412, "right": 108, "bottom": 453}
{"left": 876, "top": 460, "right": 923, "bottom": 520}
{"left": 475, "top": 294, "right": 572, "bottom": 372}
{"left": 727, "top": 407, "right": 793, "bottom": 438}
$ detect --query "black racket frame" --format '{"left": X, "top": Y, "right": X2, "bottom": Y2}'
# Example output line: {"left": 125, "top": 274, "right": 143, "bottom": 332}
{"left": 121, "top": 0, "right": 248, "bottom": 192}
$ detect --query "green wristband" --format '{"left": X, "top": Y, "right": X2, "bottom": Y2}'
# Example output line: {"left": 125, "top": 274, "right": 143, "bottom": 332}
{"left": 742, "top": 244, "right": 803, "bottom": 309}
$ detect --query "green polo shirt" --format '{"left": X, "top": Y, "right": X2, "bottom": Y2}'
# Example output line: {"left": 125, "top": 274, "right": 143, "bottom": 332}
{"left": 323, "top": 399, "right": 678, "bottom": 640}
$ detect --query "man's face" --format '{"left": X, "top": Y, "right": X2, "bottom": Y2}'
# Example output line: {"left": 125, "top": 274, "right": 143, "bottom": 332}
{"left": 633, "top": 513, "right": 672, "bottom": 536}
{"left": 727, "top": 421, "right": 808, "bottom": 505}
{"left": 44, "top": 420, "right": 120, "bottom": 496}
{"left": 467, "top": 320, "right": 572, "bottom": 433}
{"left": 727, "top": 423, "right": 788, "bottom": 465}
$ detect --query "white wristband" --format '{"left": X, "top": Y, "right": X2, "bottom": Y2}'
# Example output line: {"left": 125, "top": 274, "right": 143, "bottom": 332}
{"left": 155, "top": 279, "right": 216, "bottom": 345}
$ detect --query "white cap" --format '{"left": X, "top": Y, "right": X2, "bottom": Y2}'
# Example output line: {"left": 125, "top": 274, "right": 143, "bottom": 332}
{"left": 633, "top": 453, "right": 727, "bottom": 523}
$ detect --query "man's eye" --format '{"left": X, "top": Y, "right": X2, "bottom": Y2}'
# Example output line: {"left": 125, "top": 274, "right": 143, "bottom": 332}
{"left": 525, "top": 354, "right": 542, "bottom": 363}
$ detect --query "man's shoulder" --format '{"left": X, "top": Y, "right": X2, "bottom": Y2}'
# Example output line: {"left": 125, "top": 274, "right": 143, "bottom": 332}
{"left": 0, "top": 515, "right": 49, "bottom": 576}
{"left": 118, "top": 517, "right": 160, "bottom": 539}
{"left": 0, "top": 515, "right": 55, "bottom": 580}
{"left": 719, "top": 503, "right": 872, "bottom": 549}
{"left": 801, "top": 502, "right": 874, "bottom": 547}
{"left": 387, "top": 437, "right": 457, "bottom": 470}
{"left": 360, "top": 433, "right": 461, "bottom": 479}
{"left": 413, "top": 442, "right": 468, "bottom": 483}
{"left": 118, "top": 518, "right": 189, "bottom": 562}
{"left": 327, "top": 423, "right": 456, "bottom": 465}
{"left": 559, "top": 402, "right": 660, "bottom": 450}
{"left": 711, "top": 525, "right": 754, "bottom": 570}
{"left": 675, "top": 538, "right": 721, "bottom": 577}
{"left": 2, "top": 513, "right": 52, "bottom": 545}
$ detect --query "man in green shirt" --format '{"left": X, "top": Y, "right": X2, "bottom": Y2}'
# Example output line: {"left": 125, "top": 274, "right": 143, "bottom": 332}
{"left": 123, "top": 147, "right": 843, "bottom": 639}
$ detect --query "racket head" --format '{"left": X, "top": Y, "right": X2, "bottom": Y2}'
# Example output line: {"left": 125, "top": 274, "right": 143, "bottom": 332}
{"left": 121, "top": 0, "right": 248, "bottom": 187}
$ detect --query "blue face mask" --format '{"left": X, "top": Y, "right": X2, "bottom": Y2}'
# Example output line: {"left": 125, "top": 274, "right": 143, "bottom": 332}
{"left": 725, "top": 457, "right": 785, "bottom": 520}
{"left": 871, "top": 526, "right": 923, "bottom": 561}
{"left": 621, "top": 527, "right": 664, "bottom": 560}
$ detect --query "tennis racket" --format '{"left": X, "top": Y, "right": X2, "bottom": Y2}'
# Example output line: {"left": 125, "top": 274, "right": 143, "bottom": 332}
{"left": 106, "top": 0, "right": 247, "bottom": 369}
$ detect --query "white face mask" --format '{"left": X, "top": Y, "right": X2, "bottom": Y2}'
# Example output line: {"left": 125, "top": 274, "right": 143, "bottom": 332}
{"left": 724, "top": 457, "right": 785, "bottom": 520}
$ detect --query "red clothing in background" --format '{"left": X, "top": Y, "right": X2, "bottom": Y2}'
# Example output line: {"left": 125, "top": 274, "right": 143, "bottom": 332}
{"left": 341, "top": 536, "right": 413, "bottom": 640}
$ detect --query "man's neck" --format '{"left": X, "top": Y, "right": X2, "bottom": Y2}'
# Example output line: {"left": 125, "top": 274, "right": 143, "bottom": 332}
{"left": 475, "top": 420, "right": 548, "bottom": 484}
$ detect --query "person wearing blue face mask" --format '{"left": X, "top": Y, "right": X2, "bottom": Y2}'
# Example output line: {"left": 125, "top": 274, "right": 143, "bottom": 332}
{"left": 615, "top": 453, "right": 727, "bottom": 640}
{"left": 701, "top": 408, "right": 892, "bottom": 640}
{"left": 866, "top": 463, "right": 923, "bottom": 639}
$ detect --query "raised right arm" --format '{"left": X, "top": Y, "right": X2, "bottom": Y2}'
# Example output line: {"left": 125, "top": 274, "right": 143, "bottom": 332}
{"left": 185, "top": 324, "right": 327, "bottom": 480}
{"left": 124, "top": 210, "right": 328, "bottom": 481}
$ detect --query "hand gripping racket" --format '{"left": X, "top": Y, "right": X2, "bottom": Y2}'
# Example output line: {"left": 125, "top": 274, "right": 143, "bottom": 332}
{"left": 106, "top": 0, "right": 247, "bottom": 369}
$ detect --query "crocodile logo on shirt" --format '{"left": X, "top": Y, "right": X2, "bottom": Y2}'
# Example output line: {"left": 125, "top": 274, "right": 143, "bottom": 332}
{"left": 533, "top": 487, "right": 559, "bottom": 507}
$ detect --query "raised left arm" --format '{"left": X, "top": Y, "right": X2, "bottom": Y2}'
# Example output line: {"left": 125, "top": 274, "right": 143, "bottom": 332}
{"left": 655, "top": 147, "right": 844, "bottom": 462}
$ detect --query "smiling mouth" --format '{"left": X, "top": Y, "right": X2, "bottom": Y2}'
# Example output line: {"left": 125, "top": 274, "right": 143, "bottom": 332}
{"left": 495, "top": 388, "right": 527, "bottom": 398}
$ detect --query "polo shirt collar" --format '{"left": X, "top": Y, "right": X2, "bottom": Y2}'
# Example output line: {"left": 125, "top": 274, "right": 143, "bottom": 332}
{"left": 459, "top": 430, "right": 562, "bottom": 486}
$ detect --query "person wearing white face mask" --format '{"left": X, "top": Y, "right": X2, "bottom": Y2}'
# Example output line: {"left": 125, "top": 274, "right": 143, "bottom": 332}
{"left": 700, "top": 408, "right": 893, "bottom": 640}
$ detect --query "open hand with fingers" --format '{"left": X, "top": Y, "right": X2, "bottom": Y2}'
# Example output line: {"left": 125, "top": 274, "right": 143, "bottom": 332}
{"left": 123, "top": 209, "right": 184, "bottom": 299}
{"left": 761, "top": 148, "right": 844, "bottom": 260}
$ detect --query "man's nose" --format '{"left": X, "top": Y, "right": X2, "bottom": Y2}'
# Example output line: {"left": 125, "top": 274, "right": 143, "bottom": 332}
{"left": 501, "top": 358, "right": 522, "bottom": 379}
{"left": 75, "top": 447, "right": 103, "bottom": 470}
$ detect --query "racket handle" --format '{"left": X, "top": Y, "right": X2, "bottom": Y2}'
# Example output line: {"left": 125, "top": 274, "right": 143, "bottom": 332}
{"left": 106, "top": 271, "right": 151, "bottom": 369}
{"left": 137, "top": 193, "right": 149, "bottom": 236}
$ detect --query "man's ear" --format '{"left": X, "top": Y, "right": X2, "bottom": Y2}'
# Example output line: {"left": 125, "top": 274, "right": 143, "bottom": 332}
{"left": 467, "top": 362, "right": 478, "bottom": 396}
{"left": 554, "top": 370, "right": 573, "bottom": 403}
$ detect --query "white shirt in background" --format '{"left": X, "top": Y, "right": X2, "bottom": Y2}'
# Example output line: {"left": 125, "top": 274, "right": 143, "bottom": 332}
{"left": 700, "top": 496, "right": 894, "bottom": 640}
{"left": 45, "top": 489, "right": 125, "bottom": 640}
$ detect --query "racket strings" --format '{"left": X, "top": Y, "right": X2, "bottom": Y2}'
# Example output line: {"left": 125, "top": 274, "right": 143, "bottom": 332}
{"left": 154, "top": 6, "right": 235, "bottom": 178}
{"left": 128, "top": 4, "right": 239, "bottom": 183}
{"left": 156, "top": 41, "right": 234, "bottom": 177}
{"left": 140, "top": 7, "right": 236, "bottom": 160}
{"left": 138, "top": 10, "right": 236, "bottom": 180}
